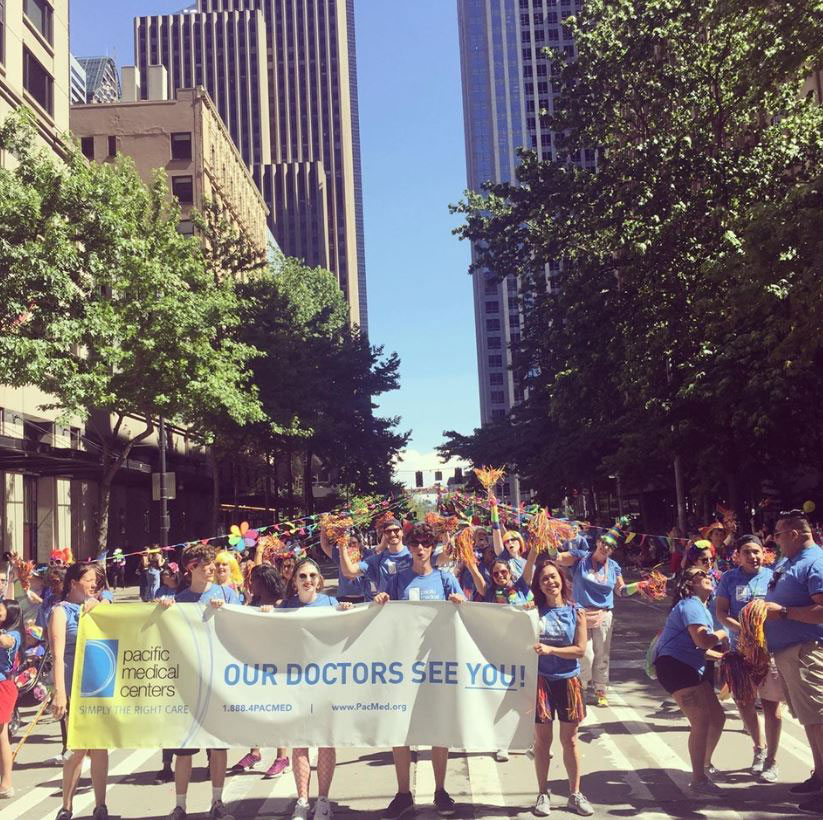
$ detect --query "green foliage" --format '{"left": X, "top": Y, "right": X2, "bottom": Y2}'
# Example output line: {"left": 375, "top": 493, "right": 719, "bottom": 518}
{"left": 449, "top": 0, "right": 823, "bottom": 509}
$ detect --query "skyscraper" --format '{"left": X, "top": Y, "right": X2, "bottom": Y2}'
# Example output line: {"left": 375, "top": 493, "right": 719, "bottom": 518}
{"left": 134, "top": 0, "right": 367, "bottom": 331}
{"left": 457, "top": 0, "right": 584, "bottom": 500}
{"left": 76, "top": 56, "right": 121, "bottom": 103}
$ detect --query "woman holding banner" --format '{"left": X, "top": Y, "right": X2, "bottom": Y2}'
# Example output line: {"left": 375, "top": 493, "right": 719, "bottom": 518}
{"left": 525, "top": 558, "right": 593, "bottom": 817}
{"left": 374, "top": 522, "right": 464, "bottom": 820}
{"left": 280, "top": 557, "right": 352, "bottom": 820}
{"left": 49, "top": 562, "right": 111, "bottom": 820}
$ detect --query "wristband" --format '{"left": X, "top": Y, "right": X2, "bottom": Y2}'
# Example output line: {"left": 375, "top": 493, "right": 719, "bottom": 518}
{"left": 490, "top": 504, "right": 500, "bottom": 525}
{"left": 622, "top": 582, "right": 640, "bottom": 597}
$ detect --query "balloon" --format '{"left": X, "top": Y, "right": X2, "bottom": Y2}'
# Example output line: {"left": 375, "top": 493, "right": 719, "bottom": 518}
{"left": 804, "top": 501, "right": 816, "bottom": 514}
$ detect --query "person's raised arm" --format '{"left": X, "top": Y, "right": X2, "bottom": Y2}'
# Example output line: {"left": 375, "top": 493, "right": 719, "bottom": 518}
{"left": 467, "top": 560, "right": 488, "bottom": 597}
{"left": 339, "top": 541, "right": 364, "bottom": 579}
{"left": 490, "top": 496, "right": 505, "bottom": 556}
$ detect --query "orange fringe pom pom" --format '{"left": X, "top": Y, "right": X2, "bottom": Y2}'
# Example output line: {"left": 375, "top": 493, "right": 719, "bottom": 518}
{"left": 473, "top": 465, "right": 506, "bottom": 491}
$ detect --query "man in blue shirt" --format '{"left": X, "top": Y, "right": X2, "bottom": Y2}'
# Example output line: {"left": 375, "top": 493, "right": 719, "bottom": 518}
{"left": 716, "top": 535, "right": 781, "bottom": 781}
{"left": 338, "top": 517, "right": 412, "bottom": 591}
{"left": 158, "top": 544, "right": 238, "bottom": 820}
{"left": 764, "top": 510, "right": 823, "bottom": 811}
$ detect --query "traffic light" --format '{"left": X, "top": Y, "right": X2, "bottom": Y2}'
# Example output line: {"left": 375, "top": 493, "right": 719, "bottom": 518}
{"left": 434, "top": 471, "right": 443, "bottom": 482}
{"left": 415, "top": 471, "right": 423, "bottom": 488}
{"left": 454, "top": 467, "right": 463, "bottom": 482}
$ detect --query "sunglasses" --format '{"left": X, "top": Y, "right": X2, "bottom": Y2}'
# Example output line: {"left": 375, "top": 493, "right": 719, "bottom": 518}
{"left": 384, "top": 528, "right": 402, "bottom": 535}
{"left": 492, "top": 569, "right": 510, "bottom": 577}
{"left": 49, "top": 559, "right": 64, "bottom": 566}
{"left": 297, "top": 572, "right": 318, "bottom": 581}
{"left": 689, "top": 571, "right": 708, "bottom": 580}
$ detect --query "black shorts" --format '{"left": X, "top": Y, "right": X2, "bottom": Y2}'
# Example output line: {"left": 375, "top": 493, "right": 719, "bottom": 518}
{"left": 655, "top": 654, "right": 712, "bottom": 695}
{"left": 535, "top": 675, "right": 586, "bottom": 724}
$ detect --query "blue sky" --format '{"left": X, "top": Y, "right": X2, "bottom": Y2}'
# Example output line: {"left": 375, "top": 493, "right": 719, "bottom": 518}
{"left": 70, "top": 0, "right": 480, "bottom": 483}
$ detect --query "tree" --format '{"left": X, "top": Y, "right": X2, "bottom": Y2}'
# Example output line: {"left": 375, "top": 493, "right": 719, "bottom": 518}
{"left": 449, "top": 0, "right": 823, "bottom": 513}
{"left": 0, "top": 110, "right": 261, "bottom": 549}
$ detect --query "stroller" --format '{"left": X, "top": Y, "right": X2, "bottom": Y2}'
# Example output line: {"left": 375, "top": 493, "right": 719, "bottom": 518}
{"left": 8, "top": 624, "right": 52, "bottom": 740}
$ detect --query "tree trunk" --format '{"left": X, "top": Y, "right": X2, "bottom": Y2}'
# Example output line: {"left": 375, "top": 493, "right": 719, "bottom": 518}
{"left": 95, "top": 415, "right": 154, "bottom": 553}
{"left": 285, "top": 441, "right": 295, "bottom": 516}
{"left": 264, "top": 450, "right": 272, "bottom": 517}
{"left": 208, "top": 445, "right": 221, "bottom": 534}
{"left": 273, "top": 453, "right": 280, "bottom": 521}
{"left": 303, "top": 446, "right": 314, "bottom": 515}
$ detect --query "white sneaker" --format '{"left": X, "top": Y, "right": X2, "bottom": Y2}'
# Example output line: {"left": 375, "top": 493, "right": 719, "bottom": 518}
{"left": 525, "top": 746, "right": 535, "bottom": 760}
{"left": 313, "top": 796, "right": 332, "bottom": 820}
{"left": 760, "top": 761, "right": 779, "bottom": 783}
{"left": 567, "top": 792, "right": 594, "bottom": 816}
{"left": 292, "top": 799, "right": 310, "bottom": 820}
{"left": 533, "top": 792, "right": 551, "bottom": 816}
{"left": 495, "top": 749, "right": 509, "bottom": 762}
{"left": 50, "top": 751, "right": 71, "bottom": 765}
{"left": 751, "top": 747, "right": 767, "bottom": 775}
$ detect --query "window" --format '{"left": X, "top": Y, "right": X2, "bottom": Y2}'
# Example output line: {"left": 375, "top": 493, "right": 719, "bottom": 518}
{"left": 491, "top": 391, "right": 505, "bottom": 404}
{"left": 80, "top": 137, "right": 94, "bottom": 159}
{"left": 488, "top": 355, "right": 503, "bottom": 368}
{"left": 23, "top": 48, "right": 53, "bottom": 115}
{"left": 485, "top": 301, "right": 500, "bottom": 314}
{"left": 24, "top": 0, "right": 52, "bottom": 43}
{"left": 171, "top": 132, "right": 192, "bottom": 160}
{"left": 490, "top": 373, "right": 504, "bottom": 386}
{"left": 488, "top": 337, "right": 502, "bottom": 350}
{"left": 492, "top": 409, "right": 506, "bottom": 420}
{"left": 177, "top": 220, "right": 194, "bottom": 236}
{"left": 171, "top": 175, "right": 194, "bottom": 204}
{"left": 108, "top": 136, "right": 117, "bottom": 157}
{"left": 486, "top": 318, "right": 500, "bottom": 332}
{"left": 484, "top": 279, "right": 498, "bottom": 295}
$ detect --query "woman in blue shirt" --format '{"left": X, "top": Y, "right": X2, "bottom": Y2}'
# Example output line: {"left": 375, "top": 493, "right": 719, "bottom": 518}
{"left": 279, "top": 557, "right": 351, "bottom": 820}
{"left": 554, "top": 525, "right": 641, "bottom": 707}
{"left": 715, "top": 535, "right": 781, "bottom": 781}
{"left": 0, "top": 599, "right": 22, "bottom": 798}
{"left": 49, "top": 562, "right": 111, "bottom": 820}
{"left": 373, "top": 522, "right": 463, "bottom": 820}
{"left": 527, "top": 559, "right": 592, "bottom": 818}
{"left": 653, "top": 567, "right": 729, "bottom": 796}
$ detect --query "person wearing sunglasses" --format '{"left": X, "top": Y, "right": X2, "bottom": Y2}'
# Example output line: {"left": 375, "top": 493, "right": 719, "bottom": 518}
{"left": 280, "top": 558, "right": 351, "bottom": 820}
{"left": 715, "top": 535, "right": 782, "bottom": 782}
{"left": 488, "top": 496, "right": 528, "bottom": 581}
{"left": 373, "top": 522, "right": 464, "bottom": 820}
{"left": 158, "top": 543, "right": 240, "bottom": 820}
{"left": 653, "top": 567, "right": 729, "bottom": 797}
{"left": 762, "top": 510, "right": 823, "bottom": 812}
{"left": 553, "top": 522, "right": 642, "bottom": 708}
{"left": 338, "top": 516, "right": 412, "bottom": 593}
{"left": 319, "top": 530, "right": 371, "bottom": 603}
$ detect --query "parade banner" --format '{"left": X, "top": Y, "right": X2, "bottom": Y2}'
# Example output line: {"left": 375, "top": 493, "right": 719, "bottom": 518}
{"left": 68, "top": 601, "right": 539, "bottom": 750}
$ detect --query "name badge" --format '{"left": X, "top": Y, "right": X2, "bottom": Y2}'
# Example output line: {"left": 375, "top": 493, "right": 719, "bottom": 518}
{"left": 386, "top": 560, "right": 397, "bottom": 575}
{"left": 408, "top": 587, "right": 421, "bottom": 601}
{"left": 735, "top": 585, "right": 751, "bottom": 602}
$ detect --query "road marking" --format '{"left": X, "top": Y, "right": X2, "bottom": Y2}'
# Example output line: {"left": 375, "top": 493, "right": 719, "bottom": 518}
{"left": 0, "top": 748, "right": 155, "bottom": 820}
{"left": 413, "top": 746, "right": 436, "bottom": 805}
{"left": 465, "top": 751, "right": 506, "bottom": 815}
{"left": 251, "top": 765, "right": 298, "bottom": 817}
{"left": 607, "top": 690, "right": 745, "bottom": 819}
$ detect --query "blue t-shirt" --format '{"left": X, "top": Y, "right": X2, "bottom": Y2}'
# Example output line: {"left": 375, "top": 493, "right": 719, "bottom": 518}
{"left": 280, "top": 593, "right": 339, "bottom": 609}
{"left": 383, "top": 567, "right": 463, "bottom": 601}
{"left": 35, "top": 587, "right": 60, "bottom": 629}
{"left": 0, "top": 629, "right": 20, "bottom": 682}
{"left": 655, "top": 597, "right": 714, "bottom": 673}
{"left": 359, "top": 548, "right": 413, "bottom": 590}
{"left": 333, "top": 544, "right": 370, "bottom": 599}
{"left": 154, "top": 584, "right": 179, "bottom": 600}
{"left": 716, "top": 566, "right": 773, "bottom": 649}
{"left": 460, "top": 565, "right": 491, "bottom": 600}
{"left": 765, "top": 545, "right": 823, "bottom": 652}
{"left": 144, "top": 566, "right": 161, "bottom": 600}
{"left": 174, "top": 584, "right": 241, "bottom": 605}
{"left": 569, "top": 549, "right": 622, "bottom": 609}
{"left": 483, "top": 575, "right": 532, "bottom": 605}
{"left": 537, "top": 605, "right": 579, "bottom": 679}
{"left": 99, "top": 588, "right": 114, "bottom": 603}
{"left": 499, "top": 551, "right": 526, "bottom": 581}
{"left": 50, "top": 601, "right": 82, "bottom": 698}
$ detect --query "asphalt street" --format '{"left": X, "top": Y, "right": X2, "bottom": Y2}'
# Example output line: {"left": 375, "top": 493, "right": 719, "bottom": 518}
{"left": 3, "top": 583, "right": 819, "bottom": 820}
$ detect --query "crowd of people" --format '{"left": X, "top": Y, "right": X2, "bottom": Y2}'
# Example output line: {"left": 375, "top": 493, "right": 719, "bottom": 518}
{"left": 1, "top": 504, "right": 823, "bottom": 820}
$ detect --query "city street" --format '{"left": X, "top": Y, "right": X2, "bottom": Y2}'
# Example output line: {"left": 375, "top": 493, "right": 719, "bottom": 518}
{"left": 3, "top": 589, "right": 818, "bottom": 820}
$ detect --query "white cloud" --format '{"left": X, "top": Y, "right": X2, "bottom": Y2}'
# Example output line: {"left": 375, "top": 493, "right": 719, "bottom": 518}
{"left": 392, "top": 448, "right": 470, "bottom": 489}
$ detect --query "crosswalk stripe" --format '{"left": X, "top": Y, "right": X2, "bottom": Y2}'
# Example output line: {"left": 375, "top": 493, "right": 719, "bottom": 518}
{"left": 464, "top": 750, "right": 506, "bottom": 815}
{"left": 0, "top": 749, "right": 155, "bottom": 820}
{"left": 608, "top": 690, "right": 746, "bottom": 819}
{"left": 253, "top": 765, "right": 301, "bottom": 818}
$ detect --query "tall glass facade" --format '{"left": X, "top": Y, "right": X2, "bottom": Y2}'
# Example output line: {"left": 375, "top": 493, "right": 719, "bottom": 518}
{"left": 458, "top": 0, "right": 585, "bottom": 502}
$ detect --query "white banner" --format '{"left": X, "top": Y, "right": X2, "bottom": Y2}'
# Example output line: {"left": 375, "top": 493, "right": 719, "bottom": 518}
{"left": 69, "top": 601, "right": 539, "bottom": 750}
